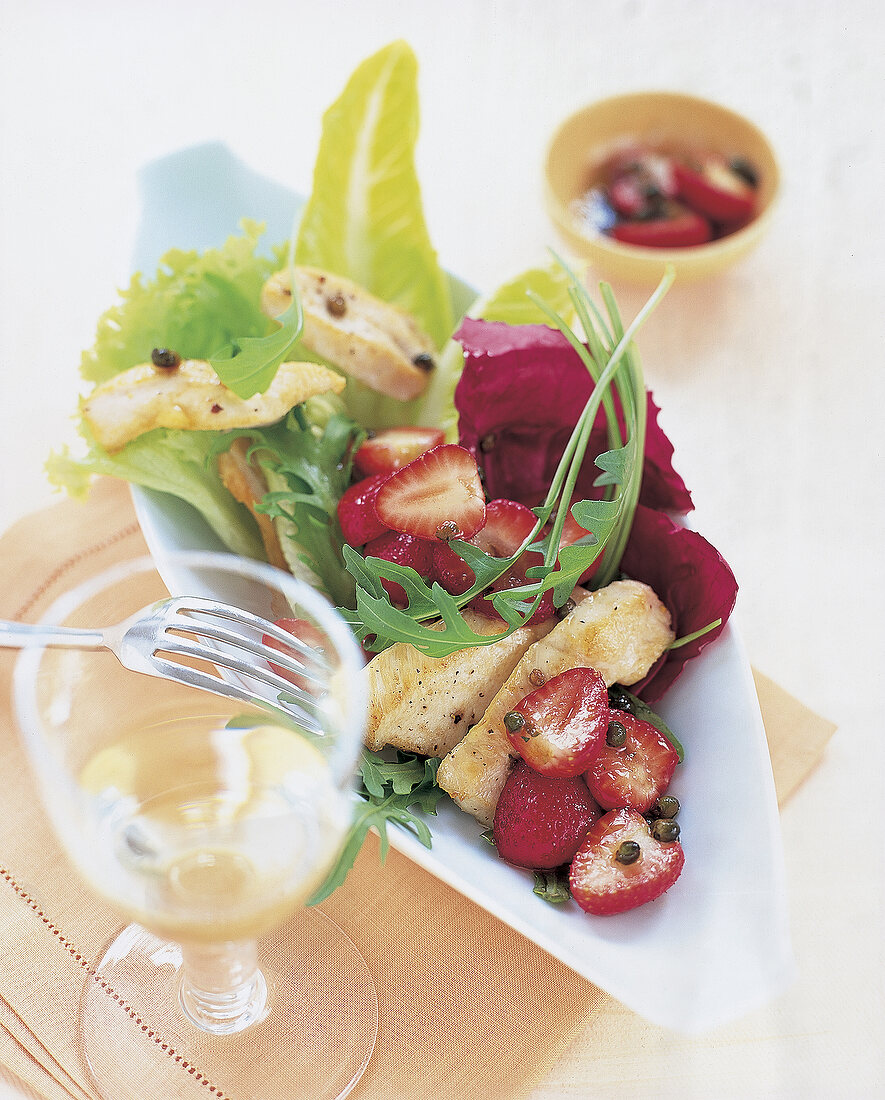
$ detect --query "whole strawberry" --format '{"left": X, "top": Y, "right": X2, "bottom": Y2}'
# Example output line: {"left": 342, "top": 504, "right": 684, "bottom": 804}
{"left": 493, "top": 759, "right": 601, "bottom": 869}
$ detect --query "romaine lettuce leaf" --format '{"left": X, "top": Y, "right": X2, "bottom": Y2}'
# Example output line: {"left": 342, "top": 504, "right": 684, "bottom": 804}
{"left": 295, "top": 40, "right": 452, "bottom": 346}
{"left": 294, "top": 40, "right": 454, "bottom": 429}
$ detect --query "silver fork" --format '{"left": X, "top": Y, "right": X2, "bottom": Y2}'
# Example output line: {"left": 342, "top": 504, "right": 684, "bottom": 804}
{"left": 1, "top": 595, "right": 330, "bottom": 724}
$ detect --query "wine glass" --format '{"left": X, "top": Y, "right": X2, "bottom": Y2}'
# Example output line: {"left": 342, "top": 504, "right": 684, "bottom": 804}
{"left": 13, "top": 551, "right": 377, "bottom": 1100}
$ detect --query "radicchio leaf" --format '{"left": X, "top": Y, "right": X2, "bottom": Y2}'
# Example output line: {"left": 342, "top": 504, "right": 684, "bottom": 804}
{"left": 619, "top": 505, "right": 739, "bottom": 703}
{"left": 453, "top": 318, "right": 692, "bottom": 514}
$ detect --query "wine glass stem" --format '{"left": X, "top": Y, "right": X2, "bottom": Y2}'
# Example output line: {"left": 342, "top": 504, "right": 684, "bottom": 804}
{"left": 178, "top": 938, "right": 268, "bottom": 1035}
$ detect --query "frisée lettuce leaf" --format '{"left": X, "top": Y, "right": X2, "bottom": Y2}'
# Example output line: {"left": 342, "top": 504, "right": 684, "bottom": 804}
{"left": 79, "top": 220, "right": 279, "bottom": 386}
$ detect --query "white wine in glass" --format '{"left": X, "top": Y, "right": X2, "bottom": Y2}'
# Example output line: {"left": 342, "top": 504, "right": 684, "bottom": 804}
{"left": 13, "top": 552, "right": 378, "bottom": 1100}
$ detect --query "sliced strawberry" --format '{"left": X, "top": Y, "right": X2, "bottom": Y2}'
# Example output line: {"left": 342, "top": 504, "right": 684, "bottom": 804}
{"left": 468, "top": 498, "right": 555, "bottom": 624}
{"left": 584, "top": 708, "right": 679, "bottom": 813}
{"left": 610, "top": 204, "right": 713, "bottom": 248}
{"left": 608, "top": 174, "right": 649, "bottom": 219}
{"left": 353, "top": 426, "right": 445, "bottom": 478}
{"left": 261, "top": 617, "right": 327, "bottom": 691}
{"left": 337, "top": 473, "right": 390, "bottom": 546}
{"left": 363, "top": 530, "right": 434, "bottom": 607}
{"left": 569, "top": 807, "right": 684, "bottom": 915}
{"left": 503, "top": 666, "right": 609, "bottom": 778}
{"left": 674, "top": 157, "right": 756, "bottom": 222}
{"left": 474, "top": 498, "right": 536, "bottom": 556}
{"left": 432, "top": 497, "right": 534, "bottom": 596}
{"left": 493, "top": 760, "right": 601, "bottom": 869}
{"left": 374, "top": 444, "right": 486, "bottom": 541}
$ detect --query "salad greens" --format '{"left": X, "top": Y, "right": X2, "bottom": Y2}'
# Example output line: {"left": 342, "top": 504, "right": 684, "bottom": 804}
{"left": 208, "top": 288, "right": 303, "bottom": 399}
{"left": 209, "top": 398, "right": 364, "bottom": 605}
{"left": 294, "top": 39, "right": 454, "bottom": 431}
{"left": 79, "top": 220, "right": 279, "bottom": 386}
{"left": 48, "top": 39, "right": 738, "bottom": 903}
{"left": 342, "top": 266, "right": 674, "bottom": 658}
{"left": 308, "top": 750, "right": 445, "bottom": 905}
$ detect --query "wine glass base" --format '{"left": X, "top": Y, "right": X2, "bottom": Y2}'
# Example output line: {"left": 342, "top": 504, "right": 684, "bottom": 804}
{"left": 79, "top": 909, "right": 378, "bottom": 1100}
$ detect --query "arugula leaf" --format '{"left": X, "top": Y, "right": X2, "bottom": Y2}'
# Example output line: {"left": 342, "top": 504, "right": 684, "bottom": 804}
{"left": 208, "top": 292, "right": 303, "bottom": 399}
{"left": 307, "top": 751, "right": 445, "bottom": 904}
{"left": 220, "top": 400, "right": 364, "bottom": 606}
{"left": 533, "top": 867, "right": 572, "bottom": 905}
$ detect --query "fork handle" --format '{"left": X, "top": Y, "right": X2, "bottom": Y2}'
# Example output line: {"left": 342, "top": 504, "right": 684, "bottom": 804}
{"left": 0, "top": 621, "right": 105, "bottom": 650}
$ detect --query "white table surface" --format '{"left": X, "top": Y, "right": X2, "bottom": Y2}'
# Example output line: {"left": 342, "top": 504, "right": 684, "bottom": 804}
{"left": 1, "top": 2, "right": 882, "bottom": 1096}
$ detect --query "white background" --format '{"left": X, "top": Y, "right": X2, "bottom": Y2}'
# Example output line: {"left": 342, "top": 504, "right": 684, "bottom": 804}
{"left": 1, "top": 2, "right": 883, "bottom": 1095}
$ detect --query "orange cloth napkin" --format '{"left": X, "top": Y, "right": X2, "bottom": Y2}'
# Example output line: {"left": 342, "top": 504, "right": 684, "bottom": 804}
{"left": 0, "top": 479, "right": 835, "bottom": 1100}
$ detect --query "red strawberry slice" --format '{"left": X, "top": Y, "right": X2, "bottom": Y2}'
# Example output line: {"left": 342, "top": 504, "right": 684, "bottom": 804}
{"left": 363, "top": 530, "right": 434, "bottom": 607}
{"left": 503, "top": 666, "right": 609, "bottom": 778}
{"left": 674, "top": 157, "right": 756, "bottom": 222}
{"left": 337, "top": 473, "right": 390, "bottom": 546}
{"left": 468, "top": 499, "right": 554, "bottom": 625}
{"left": 611, "top": 204, "right": 713, "bottom": 248}
{"left": 493, "top": 760, "right": 601, "bottom": 869}
{"left": 354, "top": 426, "right": 445, "bottom": 478}
{"left": 474, "top": 498, "right": 536, "bottom": 557}
{"left": 584, "top": 708, "right": 679, "bottom": 813}
{"left": 261, "top": 617, "right": 327, "bottom": 692}
{"left": 569, "top": 807, "right": 685, "bottom": 915}
{"left": 434, "top": 497, "right": 539, "bottom": 597}
{"left": 374, "top": 444, "right": 486, "bottom": 541}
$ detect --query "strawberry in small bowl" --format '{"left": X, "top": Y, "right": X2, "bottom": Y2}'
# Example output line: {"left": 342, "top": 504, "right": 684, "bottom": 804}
{"left": 544, "top": 90, "right": 779, "bottom": 282}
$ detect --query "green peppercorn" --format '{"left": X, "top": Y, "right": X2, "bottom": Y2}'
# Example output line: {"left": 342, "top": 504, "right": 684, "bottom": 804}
{"left": 503, "top": 711, "right": 525, "bottom": 734}
{"left": 615, "top": 840, "right": 641, "bottom": 864}
{"left": 151, "top": 348, "right": 181, "bottom": 370}
{"left": 326, "top": 293, "right": 347, "bottom": 318}
{"left": 651, "top": 818, "right": 680, "bottom": 843}
{"left": 652, "top": 794, "right": 680, "bottom": 819}
{"left": 606, "top": 720, "right": 628, "bottom": 747}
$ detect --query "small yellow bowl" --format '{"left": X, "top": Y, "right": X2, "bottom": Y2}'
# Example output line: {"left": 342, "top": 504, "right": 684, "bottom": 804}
{"left": 544, "top": 91, "right": 780, "bottom": 283}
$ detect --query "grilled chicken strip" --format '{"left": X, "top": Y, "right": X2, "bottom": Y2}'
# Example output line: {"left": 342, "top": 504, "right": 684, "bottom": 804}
{"left": 261, "top": 267, "right": 437, "bottom": 401}
{"left": 436, "top": 579, "right": 675, "bottom": 826}
{"left": 82, "top": 359, "right": 345, "bottom": 453}
{"left": 364, "top": 612, "right": 556, "bottom": 758}
{"left": 217, "top": 438, "right": 287, "bottom": 571}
